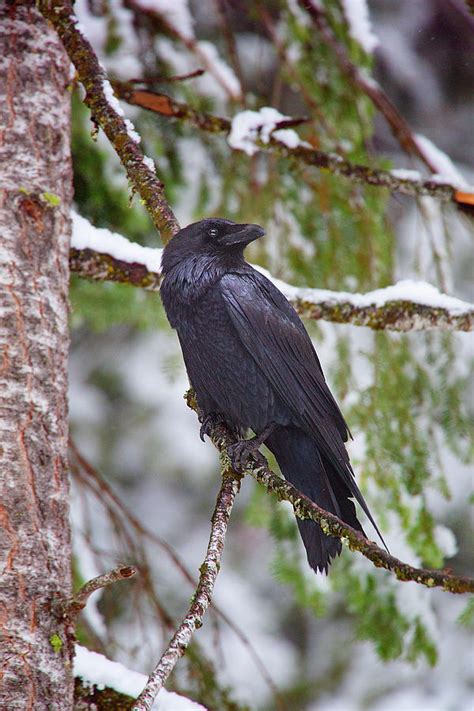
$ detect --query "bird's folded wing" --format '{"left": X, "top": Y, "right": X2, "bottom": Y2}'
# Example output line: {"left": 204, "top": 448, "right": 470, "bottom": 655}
{"left": 220, "top": 270, "right": 385, "bottom": 542}
{"left": 220, "top": 270, "right": 349, "bottom": 450}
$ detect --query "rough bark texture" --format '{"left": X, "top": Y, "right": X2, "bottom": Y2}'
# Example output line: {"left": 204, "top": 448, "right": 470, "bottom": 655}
{"left": 0, "top": 2, "right": 74, "bottom": 709}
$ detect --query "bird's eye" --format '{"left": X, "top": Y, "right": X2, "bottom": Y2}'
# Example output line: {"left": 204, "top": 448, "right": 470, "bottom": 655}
{"left": 209, "top": 228, "right": 218, "bottom": 238}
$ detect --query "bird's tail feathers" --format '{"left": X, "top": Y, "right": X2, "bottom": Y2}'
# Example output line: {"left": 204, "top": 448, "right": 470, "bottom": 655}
{"left": 266, "top": 426, "right": 382, "bottom": 573}
{"left": 329, "top": 455, "right": 388, "bottom": 554}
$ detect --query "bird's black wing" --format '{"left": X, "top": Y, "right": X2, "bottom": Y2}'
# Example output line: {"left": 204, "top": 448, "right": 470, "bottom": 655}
{"left": 220, "top": 269, "right": 383, "bottom": 540}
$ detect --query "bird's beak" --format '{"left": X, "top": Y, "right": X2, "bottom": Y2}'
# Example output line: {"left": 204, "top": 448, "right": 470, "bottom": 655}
{"left": 222, "top": 223, "right": 265, "bottom": 247}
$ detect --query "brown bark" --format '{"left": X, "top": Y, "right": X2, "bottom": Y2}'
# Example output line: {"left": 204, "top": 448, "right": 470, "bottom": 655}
{"left": 0, "top": 2, "right": 74, "bottom": 709}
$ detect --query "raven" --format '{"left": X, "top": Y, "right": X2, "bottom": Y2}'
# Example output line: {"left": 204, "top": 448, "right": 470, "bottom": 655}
{"left": 161, "top": 218, "right": 384, "bottom": 572}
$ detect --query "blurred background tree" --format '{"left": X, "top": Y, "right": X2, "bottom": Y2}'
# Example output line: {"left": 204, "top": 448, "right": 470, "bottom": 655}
{"left": 67, "top": 1, "right": 473, "bottom": 709}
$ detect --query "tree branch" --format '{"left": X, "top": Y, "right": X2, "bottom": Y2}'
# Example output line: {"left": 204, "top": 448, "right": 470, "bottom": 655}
{"left": 38, "top": 0, "right": 179, "bottom": 243}
{"left": 297, "top": 0, "right": 438, "bottom": 172}
{"left": 132, "top": 470, "right": 241, "bottom": 711}
{"left": 69, "top": 218, "right": 474, "bottom": 333}
{"left": 112, "top": 82, "right": 474, "bottom": 207}
{"left": 185, "top": 392, "right": 474, "bottom": 596}
{"left": 59, "top": 566, "right": 136, "bottom": 618}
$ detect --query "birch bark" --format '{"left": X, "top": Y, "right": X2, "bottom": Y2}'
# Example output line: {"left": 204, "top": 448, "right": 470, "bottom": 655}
{"left": 0, "top": 2, "right": 74, "bottom": 708}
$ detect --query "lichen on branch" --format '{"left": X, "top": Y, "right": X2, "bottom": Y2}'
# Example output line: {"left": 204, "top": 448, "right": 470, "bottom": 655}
{"left": 112, "top": 82, "right": 474, "bottom": 207}
{"left": 38, "top": 0, "right": 179, "bottom": 243}
{"left": 185, "top": 391, "right": 474, "bottom": 596}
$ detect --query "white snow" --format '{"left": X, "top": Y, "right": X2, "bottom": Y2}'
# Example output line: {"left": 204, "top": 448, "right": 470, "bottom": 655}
{"left": 256, "top": 266, "right": 474, "bottom": 316}
{"left": 71, "top": 212, "right": 473, "bottom": 317}
{"left": 196, "top": 41, "right": 242, "bottom": 100}
{"left": 390, "top": 168, "right": 422, "bottom": 182}
{"left": 228, "top": 107, "right": 306, "bottom": 156}
{"left": 135, "top": 0, "right": 195, "bottom": 41}
{"left": 144, "top": 155, "right": 157, "bottom": 173}
{"left": 71, "top": 211, "right": 163, "bottom": 273}
{"left": 433, "top": 524, "right": 458, "bottom": 559}
{"left": 74, "top": 645, "right": 207, "bottom": 710}
{"left": 340, "top": 0, "right": 379, "bottom": 54}
{"left": 102, "top": 81, "right": 142, "bottom": 143}
{"left": 415, "top": 134, "right": 472, "bottom": 190}
{"left": 272, "top": 128, "right": 302, "bottom": 149}
{"left": 124, "top": 118, "right": 141, "bottom": 144}
{"left": 102, "top": 79, "right": 125, "bottom": 117}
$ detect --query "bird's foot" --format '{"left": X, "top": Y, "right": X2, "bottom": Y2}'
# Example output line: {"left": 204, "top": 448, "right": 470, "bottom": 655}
{"left": 227, "top": 438, "right": 266, "bottom": 472}
{"left": 199, "top": 412, "right": 227, "bottom": 442}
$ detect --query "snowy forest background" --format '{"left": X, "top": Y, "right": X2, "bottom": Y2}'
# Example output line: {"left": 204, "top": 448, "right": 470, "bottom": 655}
{"left": 67, "top": 1, "right": 473, "bottom": 709}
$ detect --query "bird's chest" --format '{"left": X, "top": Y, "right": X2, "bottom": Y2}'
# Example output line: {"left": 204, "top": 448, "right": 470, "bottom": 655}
{"left": 175, "top": 288, "right": 276, "bottom": 431}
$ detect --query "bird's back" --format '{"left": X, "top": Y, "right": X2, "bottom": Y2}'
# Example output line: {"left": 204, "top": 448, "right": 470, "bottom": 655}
{"left": 165, "top": 274, "right": 290, "bottom": 433}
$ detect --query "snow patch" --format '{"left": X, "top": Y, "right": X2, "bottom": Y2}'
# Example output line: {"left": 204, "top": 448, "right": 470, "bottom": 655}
{"left": 433, "top": 525, "right": 458, "bottom": 559}
{"left": 144, "top": 155, "right": 156, "bottom": 173}
{"left": 124, "top": 118, "right": 141, "bottom": 144}
{"left": 196, "top": 40, "right": 242, "bottom": 100}
{"left": 71, "top": 211, "right": 163, "bottom": 273}
{"left": 270, "top": 276, "right": 473, "bottom": 316}
{"left": 341, "top": 0, "right": 379, "bottom": 54}
{"left": 390, "top": 168, "right": 422, "bottom": 182}
{"left": 74, "top": 645, "right": 207, "bottom": 709}
{"left": 228, "top": 107, "right": 305, "bottom": 156}
{"left": 102, "top": 79, "right": 124, "bottom": 117}
{"left": 415, "top": 134, "right": 472, "bottom": 190}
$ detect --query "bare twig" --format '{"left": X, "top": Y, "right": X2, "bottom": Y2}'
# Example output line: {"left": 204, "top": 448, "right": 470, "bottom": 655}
{"left": 214, "top": 0, "right": 246, "bottom": 99}
{"left": 38, "top": 0, "right": 179, "bottom": 242}
{"left": 132, "top": 471, "right": 241, "bottom": 711}
{"left": 185, "top": 391, "right": 474, "bottom": 596}
{"left": 69, "top": 439, "right": 285, "bottom": 709}
{"left": 59, "top": 566, "right": 137, "bottom": 618}
{"left": 127, "top": 68, "right": 206, "bottom": 84}
{"left": 112, "top": 83, "right": 473, "bottom": 207}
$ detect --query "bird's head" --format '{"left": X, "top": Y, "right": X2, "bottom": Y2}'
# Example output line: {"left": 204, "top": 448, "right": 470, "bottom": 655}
{"left": 161, "top": 218, "right": 265, "bottom": 273}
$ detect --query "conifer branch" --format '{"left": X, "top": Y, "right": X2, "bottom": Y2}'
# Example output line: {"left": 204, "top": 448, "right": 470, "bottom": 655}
{"left": 70, "top": 244, "right": 474, "bottom": 333}
{"left": 297, "top": 0, "right": 438, "bottom": 172}
{"left": 185, "top": 391, "right": 474, "bottom": 596}
{"left": 112, "top": 82, "right": 473, "bottom": 207}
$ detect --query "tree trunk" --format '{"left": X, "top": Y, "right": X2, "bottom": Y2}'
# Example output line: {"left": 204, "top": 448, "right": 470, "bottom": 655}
{"left": 0, "top": 2, "right": 74, "bottom": 708}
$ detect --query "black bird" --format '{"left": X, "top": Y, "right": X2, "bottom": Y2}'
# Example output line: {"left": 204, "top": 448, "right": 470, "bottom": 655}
{"left": 161, "top": 218, "right": 384, "bottom": 572}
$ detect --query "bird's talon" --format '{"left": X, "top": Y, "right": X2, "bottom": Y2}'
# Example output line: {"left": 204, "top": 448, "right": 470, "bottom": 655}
{"left": 200, "top": 413, "right": 225, "bottom": 441}
{"left": 227, "top": 440, "right": 259, "bottom": 472}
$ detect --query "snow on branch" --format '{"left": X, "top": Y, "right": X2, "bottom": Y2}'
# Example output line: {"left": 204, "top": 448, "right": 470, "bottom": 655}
{"left": 132, "top": 472, "right": 240, "bottom": 711}
{"left": 113, "top": 82, "right": 474, "bottom": 208}
{"left": 74, "top": 645, "right": 206, "bottom": 710}
{"left": 297, "top": 0, "right": 438, "bottom": 173}
{"left": 185, "top": 392, "right": 474, "bottom": 596}
{"left": 340, "top": 0, "right": 379, "bottom": 54}
{"left": 38, "top": 0, "right": 179, "bottom": 242}
{"left": 71, "top": 212, "right": 474, "bottom": 332}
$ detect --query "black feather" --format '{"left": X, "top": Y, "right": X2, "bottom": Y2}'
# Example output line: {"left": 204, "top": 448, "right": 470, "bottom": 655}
{"left": 161, "top": 218, "right": 386, "bottom": 573}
